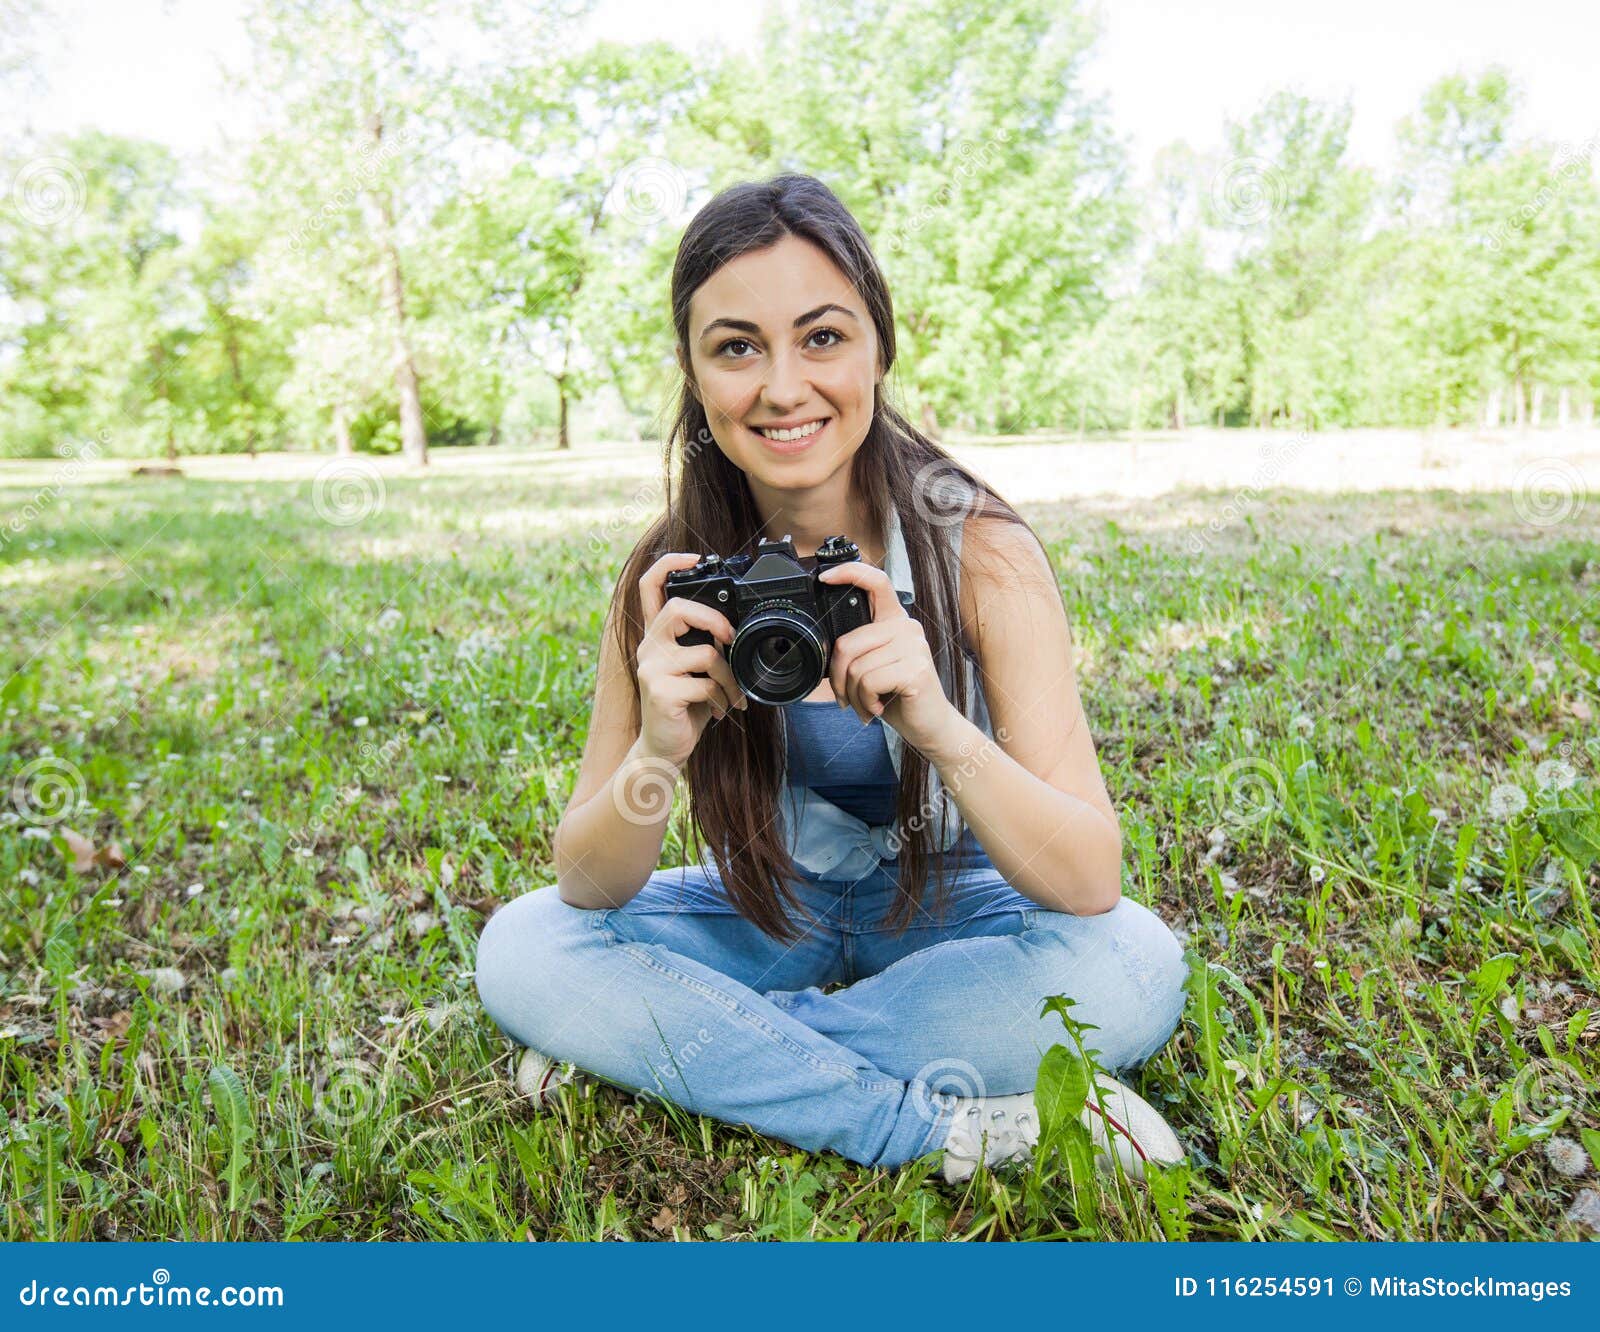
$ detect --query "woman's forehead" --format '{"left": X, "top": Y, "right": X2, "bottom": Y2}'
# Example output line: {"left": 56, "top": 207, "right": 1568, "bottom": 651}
{"left": 689, "top": 236, "right": 863, "bottom": 329}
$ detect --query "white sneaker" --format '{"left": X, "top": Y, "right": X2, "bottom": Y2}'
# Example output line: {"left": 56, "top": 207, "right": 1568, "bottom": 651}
{"left": 940, "top": 1090, "right": 1039, "bottom": 1184}
{"left": 511, "top": 1045, "right": 587, "bottom": 1107}
{"left": 1079, "top": 1074, "right": 1186, "bottom": 1181}
{"left": 939, "top": 1074, "right": 1185, "bottom": 1185}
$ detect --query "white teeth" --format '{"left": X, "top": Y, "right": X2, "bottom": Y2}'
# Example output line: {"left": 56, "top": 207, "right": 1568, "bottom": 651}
{"left": 754, "top": 419, "right": 826, "bottom": 443}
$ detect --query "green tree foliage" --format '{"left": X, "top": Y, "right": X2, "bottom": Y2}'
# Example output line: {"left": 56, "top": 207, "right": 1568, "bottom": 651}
{"left": 1, "top": 4, "right": 1597, "bottom": 459}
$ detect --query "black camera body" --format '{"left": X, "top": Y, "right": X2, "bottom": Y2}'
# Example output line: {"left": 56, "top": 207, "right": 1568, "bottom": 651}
{"left": 664, "top": 534, "right": 874, "bottom": 705}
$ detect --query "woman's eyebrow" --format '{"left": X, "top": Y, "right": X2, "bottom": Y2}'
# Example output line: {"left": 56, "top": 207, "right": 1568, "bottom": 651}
{"left": 698, "top": 303, "right": 860, "bottom": 340}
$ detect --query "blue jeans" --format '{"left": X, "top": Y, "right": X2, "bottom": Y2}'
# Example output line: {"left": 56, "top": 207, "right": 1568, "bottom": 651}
{"left": 473, "top": 859, "right": 1188, "bottom": 1168}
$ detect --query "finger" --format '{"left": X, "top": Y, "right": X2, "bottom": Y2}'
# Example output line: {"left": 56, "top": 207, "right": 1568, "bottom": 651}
{"left": 827, "top": 620, "right": 899, "bottom": 705}
{"left": 670, "top": 642, "right": 747, "bottom": 709}
{"left": 816, "top": 559, "right": 908, "bottom": 622}
{"left": 651, "top": 595, "right": 735, "bottom": 647}
{"left": 639, "top": 552, "right": 705, "bottom": 622}
{"left": 853, "top": 659, "right": 916, "bottom": 718}
{"left": 700, "top": 646, "right": 748, "bottom": 709}
{"left": 663, "top": 673, "right": 739, "bottom": 719}
{"left": 844, "top": 644, "right": 907, "bottom": 723}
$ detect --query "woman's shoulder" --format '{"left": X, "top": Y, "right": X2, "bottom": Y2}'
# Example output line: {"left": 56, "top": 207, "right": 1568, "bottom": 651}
{"left": 958, "top": 508, "right": 1056, "bottom": 599}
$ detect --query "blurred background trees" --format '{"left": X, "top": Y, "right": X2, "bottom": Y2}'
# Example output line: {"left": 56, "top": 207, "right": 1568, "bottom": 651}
{"left": 1, "top": 0, "right": 1596, "bottom": 460}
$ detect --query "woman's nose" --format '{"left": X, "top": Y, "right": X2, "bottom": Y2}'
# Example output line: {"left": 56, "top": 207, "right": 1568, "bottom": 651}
{"left": 761, "top": 346, "right": 810, "bottom": 409}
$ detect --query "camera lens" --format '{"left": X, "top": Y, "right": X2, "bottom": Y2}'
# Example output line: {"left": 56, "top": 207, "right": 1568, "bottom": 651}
{"left": 730, "top": 608, "right": 826, "bottom": 704}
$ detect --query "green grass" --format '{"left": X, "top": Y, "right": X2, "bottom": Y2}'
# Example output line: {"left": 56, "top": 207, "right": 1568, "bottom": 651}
{"left": 2, "top": 450, "right": 1598, "bottom": 1240}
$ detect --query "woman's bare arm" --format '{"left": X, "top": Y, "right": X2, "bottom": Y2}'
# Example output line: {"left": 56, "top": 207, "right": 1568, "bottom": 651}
{"left": 553, "top": 554, "right": 744, "bottom": 908}
{"left": 550, "top": 605, "right": 671, "bottom": 908}
{"left": 917, "top": 516, "right": 1124, "bottom": 916}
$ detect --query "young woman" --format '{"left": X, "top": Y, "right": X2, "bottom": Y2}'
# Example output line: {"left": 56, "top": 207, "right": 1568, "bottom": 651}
{"left": 475, "top": 173, "right": 1189, "bottom": 1184}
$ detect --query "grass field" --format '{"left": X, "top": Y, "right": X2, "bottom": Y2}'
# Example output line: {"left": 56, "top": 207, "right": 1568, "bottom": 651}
{"left": 2, "top": 441, "right": 1598, "bottom": 1240}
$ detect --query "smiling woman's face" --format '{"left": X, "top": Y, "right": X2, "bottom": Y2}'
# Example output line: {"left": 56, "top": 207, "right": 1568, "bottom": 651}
{"left": 682, "top": 233, "right": 880, "bottom": 501}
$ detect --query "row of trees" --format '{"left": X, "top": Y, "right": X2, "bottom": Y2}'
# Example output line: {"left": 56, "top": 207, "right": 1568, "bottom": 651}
{"left": 2, "top": 0, "right": 1597, "bottom": 461}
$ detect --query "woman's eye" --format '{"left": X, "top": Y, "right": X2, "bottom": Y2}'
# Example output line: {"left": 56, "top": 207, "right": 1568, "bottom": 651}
{"left": 716, "top": 328, "right": 842, "bottom": 358}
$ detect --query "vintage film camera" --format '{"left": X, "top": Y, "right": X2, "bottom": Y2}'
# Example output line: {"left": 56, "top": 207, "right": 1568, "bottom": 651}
{"left": 664, "top": 534, "right": 878, "bottom": 705}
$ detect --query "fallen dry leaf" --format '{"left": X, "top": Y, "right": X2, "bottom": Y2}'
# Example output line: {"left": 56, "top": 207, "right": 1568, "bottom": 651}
{"left": 60, "top": 828, "right": 96, "bottom": 873}
{"left": 57, "top": 829, "right": 127, "bottom": 873}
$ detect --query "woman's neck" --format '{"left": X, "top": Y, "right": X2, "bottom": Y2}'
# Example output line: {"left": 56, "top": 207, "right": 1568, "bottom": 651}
{"left": 747, "top": 469, "right": 884, "bottom": 566}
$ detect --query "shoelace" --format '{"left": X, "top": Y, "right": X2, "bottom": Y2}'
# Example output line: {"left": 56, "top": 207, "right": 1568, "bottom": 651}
{"left": 952, "top": 1102, "right": 1037, "bottom": 1166}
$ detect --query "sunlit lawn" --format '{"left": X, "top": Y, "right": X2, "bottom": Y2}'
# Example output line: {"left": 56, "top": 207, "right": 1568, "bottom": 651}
{"left": 2, "top": 444, "right": 1598, "bottom": 1239}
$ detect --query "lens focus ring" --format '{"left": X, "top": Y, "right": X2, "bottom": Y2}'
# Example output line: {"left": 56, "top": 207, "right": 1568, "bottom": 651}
{"left": 729, "top": 606, "right": 826, "bottom": 704}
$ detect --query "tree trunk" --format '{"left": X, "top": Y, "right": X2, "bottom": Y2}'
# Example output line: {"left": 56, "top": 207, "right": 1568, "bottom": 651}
{"left": 333, "top": 402, "right": 354, "bottom": 456}
{"left": 153, "top": 345, "right": 178, "bottom": 463}
{"left": 378, "top": 225, "right": 427, "bottom": 466}
{"left": 1483, "top": 387, "right": 1502, "bottom": 429}
{"left": 1531, "top": 383, "right": 1544, "bottom": 427}
{"left": 1557, "top": 387, "right": 1571, "bottom": 428}
{"left": 362, "top": 108, "right": 428, "bottom": 468}
{"left": 920, "top": 400, "right": 942, "bottom": 442}
{"left": 557, "top": 378, "right": 570, "bottom": 451}
{"left": 222, "top": 320, "right": 258, "bottom": 457}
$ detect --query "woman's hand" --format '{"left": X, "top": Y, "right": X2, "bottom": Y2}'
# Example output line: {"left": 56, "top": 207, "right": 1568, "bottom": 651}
{"left": 634, "top": 552, "right": 748, "bottom": 768}
{"left": 817, "top": 561, "right": 962, "bottom": 752}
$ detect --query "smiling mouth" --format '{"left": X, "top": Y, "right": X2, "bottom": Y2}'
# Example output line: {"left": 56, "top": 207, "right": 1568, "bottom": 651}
{"left": 751, "top": 418, "right": 829, "bottom": 443}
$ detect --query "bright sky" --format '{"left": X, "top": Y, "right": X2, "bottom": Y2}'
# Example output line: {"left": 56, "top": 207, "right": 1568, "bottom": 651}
{"left": 14, "top": 0, "right": 1600, "bottom": 181}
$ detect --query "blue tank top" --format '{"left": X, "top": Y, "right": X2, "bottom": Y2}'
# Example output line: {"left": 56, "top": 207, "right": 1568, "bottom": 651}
{"left": 782, "top": 700, "right": 994, "bottom": 868}
{"left": 782, "top": 700, "right": 897, "bottom": 826}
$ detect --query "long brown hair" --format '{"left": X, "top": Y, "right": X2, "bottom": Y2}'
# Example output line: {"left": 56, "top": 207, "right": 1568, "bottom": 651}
{"left": 611, "top": 173, "right": 1030, "bottom": 942}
